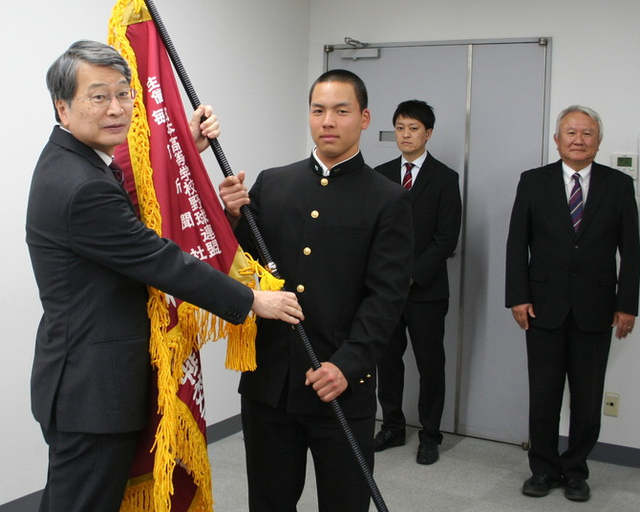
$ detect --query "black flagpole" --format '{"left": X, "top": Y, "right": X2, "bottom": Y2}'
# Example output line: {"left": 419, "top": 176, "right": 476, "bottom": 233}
{"left": 142, "top": 1, "right": 390, "bottom": 511}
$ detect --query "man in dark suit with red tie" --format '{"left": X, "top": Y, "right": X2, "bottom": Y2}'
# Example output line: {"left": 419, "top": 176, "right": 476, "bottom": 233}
{"left": 374, "top": 100, "right": 461, "bottom": 465}
{"left": 26, "top": 40, "right": 302, "bottom": 512}
{"left": 506, "top": 105, "right": 640, "bottom": 502}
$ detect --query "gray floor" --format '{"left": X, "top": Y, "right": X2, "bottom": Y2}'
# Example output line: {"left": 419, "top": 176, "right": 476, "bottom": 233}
{"left": 207, "top": 425, "right": 640, "bottom": 512}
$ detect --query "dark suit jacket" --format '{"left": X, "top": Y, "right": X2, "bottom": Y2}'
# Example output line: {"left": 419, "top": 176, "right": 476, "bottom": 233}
{"left": 505, "top": 160, "right": 640, "bottom": 332}
{"left": 375, "top": 154, "right": 461, "bottom": 301}
{"left": 26, "top": 127, "right": 254, "bottom": 434}
{"left": 236, "top": 153, "right": 414, "bottom": 418}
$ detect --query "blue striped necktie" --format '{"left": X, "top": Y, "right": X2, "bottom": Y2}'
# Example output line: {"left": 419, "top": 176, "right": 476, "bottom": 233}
{"left": 569, "top": 173, "right": 583, "bottom": 232}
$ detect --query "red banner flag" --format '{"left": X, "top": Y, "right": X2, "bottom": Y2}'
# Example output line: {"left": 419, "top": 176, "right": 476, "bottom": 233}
{"left": 106, "top": 1, "right": 278, "bottom": 510}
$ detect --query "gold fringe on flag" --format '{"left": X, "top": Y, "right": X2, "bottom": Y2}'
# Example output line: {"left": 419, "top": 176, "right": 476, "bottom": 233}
{"left": 107, "top": 2, "right": 284, "bottom": 511}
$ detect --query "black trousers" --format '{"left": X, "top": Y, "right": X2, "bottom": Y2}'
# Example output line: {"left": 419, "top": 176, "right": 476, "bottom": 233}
{"left": 39, "top": 421, "right": 140, "bottom": 512}
{"left": 526, "top": 312, "right": 611, "bottom": 480}
{"left": 241, "top": 395, "right": 375, "bottom": 512}
{"left": 377, "top": 298, "right": 448, "bottom": 443}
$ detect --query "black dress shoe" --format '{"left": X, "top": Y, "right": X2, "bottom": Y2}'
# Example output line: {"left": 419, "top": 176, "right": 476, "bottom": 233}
{"left": 416, "top": 440, "right": 439, "bottom": 465}
{"left": 522, "top": 474, "right": 563, "bottom": 497}
{"left": 564, "top": 478, "right": 590, "bottom": 501}
{"left": 374, "top": 429, "right": 405, "bottom": 452}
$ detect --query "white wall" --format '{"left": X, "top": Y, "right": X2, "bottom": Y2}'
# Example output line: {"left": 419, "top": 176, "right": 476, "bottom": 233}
{"left": 2, "top": 0, "right": 640, "bottom": 505}
{"left": 0, "top": 0, "right": 310, "bottom": 504}
{"left": 308, "top": 0, "right": 640, "bottom": 448}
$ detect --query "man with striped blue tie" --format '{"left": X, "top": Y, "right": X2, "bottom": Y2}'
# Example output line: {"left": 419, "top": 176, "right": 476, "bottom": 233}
{"left": 505, "top": 105, "right": 640, "bottom": 502}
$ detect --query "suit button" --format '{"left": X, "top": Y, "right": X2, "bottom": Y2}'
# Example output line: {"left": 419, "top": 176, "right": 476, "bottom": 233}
{"left": 311, "top": 210, "right": 319, "bottom": 219}
{"left": 573, "top": 244, "right": 579, "bottom": 249}
{"left": 303, "top": 247, "right": 312, "bottom": 256}
{"left": 296, "top": 284, "right": 305, "bottom": 293}
{"left": 320, "top": 178, "right": 329, "bottom": 186}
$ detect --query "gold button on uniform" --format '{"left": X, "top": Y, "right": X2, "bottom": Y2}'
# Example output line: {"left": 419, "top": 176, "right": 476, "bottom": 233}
{"left": 296, "top": 284, "right": 305, "bottom": 293}
{"left": 303, "top": 247, "right": 312, "bottom": 256}
{"left": 311, "top": 210, "right": 319, "bottom": 219}
{"left": 359, "top": 374, "right": 372, "bottom": 384}
{"left": 320, "top": 178, "right": 329, "bottom": 186}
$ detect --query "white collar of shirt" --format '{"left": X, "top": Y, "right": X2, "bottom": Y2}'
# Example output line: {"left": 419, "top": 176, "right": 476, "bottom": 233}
{"left": 400, "top": 151, "right": 428, "bottom": 182}
{"left": 96, "top": 150, "right": 113, "bottom": 166}
{"left": 312, "top": 147, "right": 360, "bottom": 176}
{"left": 59, "top": 125, "right": 112, "bottom": 166}
{"left": 562, "top": 161, "right": 592, "bottom": 202}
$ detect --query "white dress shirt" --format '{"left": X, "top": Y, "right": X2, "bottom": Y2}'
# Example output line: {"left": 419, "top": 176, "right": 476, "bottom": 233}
{"left": 562, "top": 162, "right": 592, "bottom": 204}
{"left": 401, "top": 151, "right": 428, "bottom": 184}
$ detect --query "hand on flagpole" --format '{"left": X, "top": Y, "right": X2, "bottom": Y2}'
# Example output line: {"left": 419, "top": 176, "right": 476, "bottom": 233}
{"left": 305, "top": 362, "right": 348, "bottom": 402}
{"left": 251, "top": 289, "right": 304, "bottom": 325}
{"left": 190, "top": 104, "right": 220, "bottom": 153}
{"left": 219, "top": 170, "right": 250, "bottom": 225}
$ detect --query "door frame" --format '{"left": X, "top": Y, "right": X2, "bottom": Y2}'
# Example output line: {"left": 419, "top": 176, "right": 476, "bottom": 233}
{"left": 324, "top": 37, "right": 552, "bottom": 444}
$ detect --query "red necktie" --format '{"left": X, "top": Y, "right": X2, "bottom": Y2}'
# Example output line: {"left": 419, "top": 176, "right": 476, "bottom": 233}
{"left": 402, "top": 162, "right": 413, "bottom": 190}
{"left": 109, "top": 159, "right": 124, "bottom": 185}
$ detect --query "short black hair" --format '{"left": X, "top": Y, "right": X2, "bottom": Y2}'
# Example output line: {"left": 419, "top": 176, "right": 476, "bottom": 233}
{"left": 392, "top": 100, "right": 435, "bottom": 130}
{"left": 309, "top": 69, "right": 368, "bottom": 111}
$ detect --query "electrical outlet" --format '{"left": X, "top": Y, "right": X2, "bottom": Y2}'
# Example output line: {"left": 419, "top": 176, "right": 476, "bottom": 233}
{"left": 604, "top": 392, "right": 620, "bottom": 417}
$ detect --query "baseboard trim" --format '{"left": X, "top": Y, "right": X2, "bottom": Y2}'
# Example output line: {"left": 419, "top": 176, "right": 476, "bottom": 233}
{"left": 0, "top": 416, "right": 244, "bottom": 512}
{"left": 0, "top": 491, "right": 42, "bottom": 512}
{"left": 206, "top": 414, "right": 242, "bottom": 443}
{"left": 559, "top": 436, "right": 640, "bottom": 469}
{"left": 3, "top": 424, "right": 637, "bottom": 510}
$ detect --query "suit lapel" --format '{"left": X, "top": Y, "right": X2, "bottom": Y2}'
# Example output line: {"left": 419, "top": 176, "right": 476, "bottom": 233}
{"left": 410, "top": 153, "right": 436, "bottom": 201}
{"left": 380, "top": 157, "right": 402, "bottom": 185}
{"left": 578, "top": 163, "right": 606, "bottom": 238}
{"left": 51, "top": 126, "right": 110, "bottom": 174}
{"left": 50, "top": 126, "right": 137, "bottom": 211}
{"left": 379, "top": 154, "right": 434, "bottom": 202}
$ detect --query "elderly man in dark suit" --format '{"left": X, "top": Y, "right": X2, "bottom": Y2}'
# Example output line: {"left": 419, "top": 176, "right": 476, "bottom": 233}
{"left": 26, "top": 40, "right": 302, "bottom": 512}
{"left": 506, "top": 105, "right": 639, "bottom": 502}
{"left": 373, "top": 100, "right": 461, "bottom": 465}
{"left": 219, "top": 69, "right": 413, "bottom": 512}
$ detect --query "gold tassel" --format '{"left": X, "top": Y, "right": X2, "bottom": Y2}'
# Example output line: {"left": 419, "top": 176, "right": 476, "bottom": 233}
{"left": 108, "top": 3, "right": 286, "bottom": 511}
{"left": 120, "top": 476, "right": 155, "bottom": 512}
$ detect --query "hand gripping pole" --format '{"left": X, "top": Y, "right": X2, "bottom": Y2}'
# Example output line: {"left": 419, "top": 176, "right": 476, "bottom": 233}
{"left": 143, "top": 2, "right": 390, "bottom": 510}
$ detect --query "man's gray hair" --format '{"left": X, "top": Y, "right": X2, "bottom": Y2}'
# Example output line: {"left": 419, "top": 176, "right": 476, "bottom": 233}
{"left": 46, "top": 40, "right": 131, "bottom": 122}
{"left": 555, "top": 105, "right": 603, "bottom": 142}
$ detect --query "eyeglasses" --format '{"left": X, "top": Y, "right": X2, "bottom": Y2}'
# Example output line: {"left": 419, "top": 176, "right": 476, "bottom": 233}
{"left": 77, "top": 89, "right": 137, "bottom": 108}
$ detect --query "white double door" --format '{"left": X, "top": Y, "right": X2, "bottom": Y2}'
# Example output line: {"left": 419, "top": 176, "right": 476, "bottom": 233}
{"left": 327, "top": 38, "right": 550, "bottom": 444}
